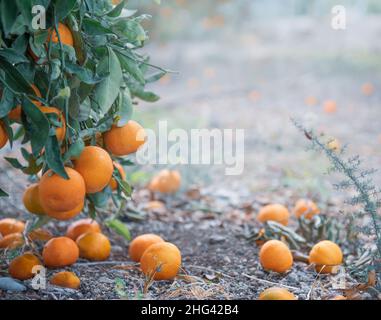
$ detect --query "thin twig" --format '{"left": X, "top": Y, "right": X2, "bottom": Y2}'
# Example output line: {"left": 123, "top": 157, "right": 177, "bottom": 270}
{"left": 242, "top": 273, "right": 300, "bottom": 291}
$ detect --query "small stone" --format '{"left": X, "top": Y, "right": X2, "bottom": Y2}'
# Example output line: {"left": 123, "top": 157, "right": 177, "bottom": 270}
{"left": 0, "top": 277, "right": 27, "bottom": 292}
{"left": 209, "top": 235, "right": 225, "bottom": 244}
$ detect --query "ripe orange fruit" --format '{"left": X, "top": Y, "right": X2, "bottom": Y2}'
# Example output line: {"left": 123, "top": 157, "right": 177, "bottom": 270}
{"left": 8, "top": 84, "right": 42, "bottom": 122}
{"left": 257, "top": 204, "right": 290, "bottom": 226}
{"left": 44, "top": 201, "right": 84, "bottom": 221}
{"left": 42, "top": 237, "right": 79, "bottom": 268}
{"left": 129, "top": 234, "right": 165, "bottom": 262}
{"left": 28, "top": 228, "right": 53, "bottom": 242}
{"left": 258, "top": 287, "right": 296, "bottom": 300}
{"left": 50, "top": 271, "right": 80, "bottom": 289}
{"left": 40, "top": 106, "right": 66, "bottom": 141}
{"left": 73, "top": 146, "right": 113, "bottom": 194}
{"left": 66, "top": 219, "right": 101, "bottom": 241}
{"left": 293, "top": 199, "right": 320, "bottom": 220}
{"left": 23, "top": 184, "right": 46, "bottom": 215}
{"left": 327, "top": 139, "right": 340, "bottom": 152}
{"left": 144, "top": 200, "right": 165, "bottom": 211}
{"left": 0, "top": 233, "right": 24, "bottom": 249}
{"left": 9, "top": 253, "right": 42, "bottom": 280}
{"left": 140, "top": 242, "right": 181, "bottom": 280}
{"left": 109, "top": 162, "right": 126, "bottom": 190}
{"left": 0, "top": 121, "right": 8, "bottom": 149}
{"left": 259, "top": 240, "right": 293, "bottom": 273}
{"left": 48, "top": 23, "right": 74, "bottom": 47}
{"left": 323, "top": 100, "right": 337, "bottom": 114}
{"left": 308, "top": 240, "right": 343, "bottom": 274}
{"left": 103, "top": 120, "right": 146, "bottom": 156}
{"left": 148, "top": 170, "right": 181, "bottom": 194}
{"left": 76, "top": 232, "right": 111, "bottom": 261}
{"left": 0, "top": 218, "right": 25, "bottom": 236}
{"left": 361, "top": 82, "right": 374, "bottom": 96}
{"left": 39, "top": 167, "right": 86, "bottom": 215}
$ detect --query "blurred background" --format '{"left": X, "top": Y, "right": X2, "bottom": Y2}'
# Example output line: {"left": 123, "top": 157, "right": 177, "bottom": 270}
{"left": 129, "top": 0, "right": 381, "bottom": 201}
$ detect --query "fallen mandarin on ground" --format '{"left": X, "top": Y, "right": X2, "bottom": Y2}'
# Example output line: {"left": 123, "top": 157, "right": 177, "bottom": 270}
{"left": 308, "top": 240, "right": 343, "bottom": 274}
{"left": 76, "top": 232, "right": 111, "bottom": 261}
{"left": 0, "top": 218, "right": 25, "bottom": 236}
{"left": 258, "top": 287, "right": 297, "bottom": 300}
{"left": 148, "top": 170, "right": 181, "bottom": 194}
{"left": 8, "top": 253, "right": 42, "bottom": 280}
{"left": 42, "top": 237, "right": 79, "bottom": 268}
{"left": 293, "top": 199, "right": 320, "bottom": 219}
{"left": 140, "top": 242, "right": 182, "bottom": 280}
{"left": 50, "top": 271, "right": 81, "bottom": 290}
{"left": 259, "top": 240, "right": 293, "bottom": 273}
{"left": 66, "top": 219, "right": 101, "bottom": 241}
{"left": 129, "top": 234, "right": 165, "bottom": 262}
{"left": 257, "top": 204, "right": 290, "bottom": 226}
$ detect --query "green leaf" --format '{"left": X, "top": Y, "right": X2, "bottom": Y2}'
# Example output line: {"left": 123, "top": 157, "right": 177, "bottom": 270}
{"left": 107, "top": 0, "right": 127, "bottom": 18}
{"left": 115, "top": 89, "right": 133, "bottom": 126}
{"left": 105, "top": 218, "right": 131, "bottom": 241}
{"left": 145, "top": 71, "right": 167, "bottom": 83}
{"left": 88, "top": 188, "right": 112, "bottom": 208}
{"left": 0, "top": 56, "right": 35, "bottom": 95}
{"left": 93, "top": 47, "right": 122, "bottom": 113}
{"left": 65, "top": 62, "right": 104, "bottom": 84}
{"left": 0, "top": 0, "right": 18, "bottom": 37}
{"left": 83, "top": 17, "right": 114, "bottom": 36}
{"left": 16, "top": 0, "right": 50, "bottom": 30}
{"left": 22, "top": 98, "right": 50, "bottom": 156}
{"left": 0, "top": 48, "right": 28, "bottom": 64}
{"left": 45, "top": 135, "right": 69, "bottom": 179}
{"left": 0, "top": 87, "right": 15, "bottom": 118}
{"left": 114, "top": 175, "right": 132, "bottom": 197}
{"left": 53, "top": 0, "right": 78, "bottom": 21}
{"left": 4, "top": 157, "right": 25, "bottom": 170}
{"left": 0, "top": 187, "right": 9, "bottom": 197}
{"left": 131, "top": 86, "right": 160, "bottom": 102}
{"left": 115, "top": 51, "right": 145, "bottom": 85}
{"left": 63, "top": 138, "right": 85, "bottom": 162}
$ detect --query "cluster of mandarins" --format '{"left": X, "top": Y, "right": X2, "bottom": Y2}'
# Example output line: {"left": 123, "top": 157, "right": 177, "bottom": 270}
{"left": 255, "top": 200, "right": 344, "bottom": 300}
{"left": 0, "top": 218, "right": 182, "bottom": 289}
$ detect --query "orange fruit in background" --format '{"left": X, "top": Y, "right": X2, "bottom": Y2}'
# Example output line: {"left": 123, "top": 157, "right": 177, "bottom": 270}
{"left": 293, "top": 199, "right": 320, "bottom": 220}
{"left": 23, "top": 183, "right": 46, "bottom": 215}
{"left": 0, "top": 218, "right": 25, "bottom": 236}
{"left": 48, "top": 23, "right": 73, "bottom": 47}
{"left": 39, "top": 167, "right": 85, "bottom": 214}
{"left": 109, "top": 162, "right": 126, "bottom": 191}
{"left": 28, "top": 228, "right": 53, "bottom": 242}
{"left": 0, "top": 121, "right": 8, "bottom": 149}
{"left": 361, "top": 82, "right": 374, "bottom": 96}
{"left": 323, "top": 100, "right": 337, "bottom": 114}
{"left": 50, "top": 271, "right": 80, "bottom": 289}
{"left": 76, "top": 232, "right": 111, "bottom": 261}
{"left": 144, "top": 200, "right": 165, "bottom": 211}
{"left": 258, "top": 287, "right": 296, "bottom": 300}
{"left": 129, "top": 234, "right": 165, "bottom": 262}
{"left": 0, "top": 233, "right": 24, "bottom": 249}
{"left": 44, "top": 201, "right": 84, "bottom": 221}
{"left": 103, "top": 120, "right": 146, "bottom": 156}
{"left": 39, "top": 106, "right": 66, "bottom": 141}
{"left": 308, "top": 240, "right": 343, "bottom": 274}
{"left": 42, "top": 236, "right": 79, "bottom": 268}
{"left": 74, "top": 146, "right": 113, "bottom": 194}
{"left": 148, "top": 170, "right": 181, "bottom": 194}
{"left": 140, "top": 242, "right": 181, "bottom": 280}
{"left": 330, "top": 295, "right": 347, "bottom": 300}
{"left": 327, "top": 139, "right": 340, "bottom": 152}
{"left": 8, "top": 84, "right": 42, "bottom": 122}
{"left": 259, "top": 240, "right": 293, "bottom": 273}
{"left": 257, "top": 204, "right": 290, "bottom": 226}
{"left": 66, "top": 219, "right": 101, "bottom": 241}
{"left": 9, "top": 253, "right": 42, "bottom": 280}
{"left": 305, "top": 96, "right": 318, "bottom": 106}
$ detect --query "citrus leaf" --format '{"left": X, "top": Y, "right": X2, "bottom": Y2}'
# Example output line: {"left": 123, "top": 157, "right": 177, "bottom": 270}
{"left": 114, "top": 175, "right": 132, "bottom": 197}
{"left": 115, "top": 51, "right": 145, "bottom": 85}
{"left": 45, "top": 134, "right": 69, "bottom": 179}
{"left": 0, "top": 87, "right": 15, "bottom": 118}
{"left": 0, "top": 0, "right": 18, "bottom": 37}
{"left": 63, "top": 138, "right": 84, "bottom": 162}
{"left": 0, "top": 187, "right": 9, "bottom": 197}
{"left": 22, "top": 98, "right": 50, "bottom": 156}
{"left": 105, "top": 218, "right": 131, "bottom": 241}
{"left": 0, "top": 48, "right": 28, "bottom": 64}
{"left": 107, "top": 0, "right": 127, "bottom": 18}
{"left": 115, "top": 88, "right": 132, "bottom": 126}
{"left": 0, "top": 56, "right": 35, "bottom": 94}
{"left": 93, "top": 47, "right": 122, "bottom": 113}
{"left": 52, "top": 0, "right": 77, "bottom": 21}
{"left": 65, "top": 62, "right": 105, "bottom": 84}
